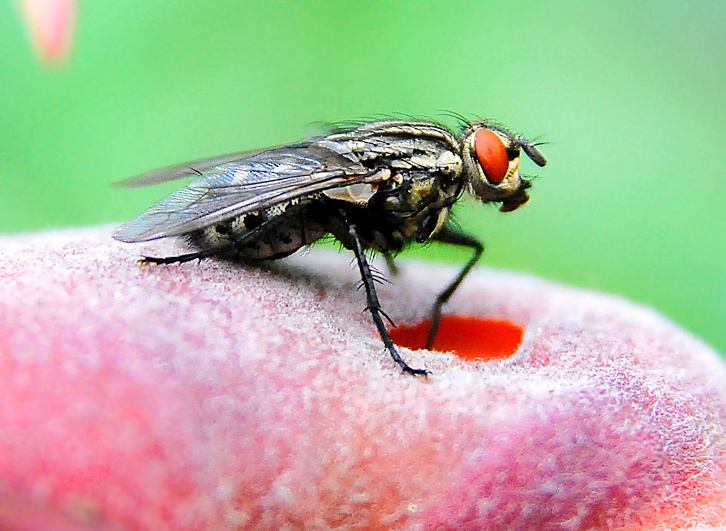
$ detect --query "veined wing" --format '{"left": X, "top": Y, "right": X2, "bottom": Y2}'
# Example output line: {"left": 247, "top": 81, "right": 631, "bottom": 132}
{"left": 113, "top": 149, "right": 268, "bottom": 188}
{"left": 113, "top": 140, "right": 381, "bottom": 242}
{"left": 113, "top": 124, "right": 356, "bottom": 188}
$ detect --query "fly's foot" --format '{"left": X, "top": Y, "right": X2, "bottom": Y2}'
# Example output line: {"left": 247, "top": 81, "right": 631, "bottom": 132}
{"left": 387, "top": 346, "right": 430, "bottom": 377}
{"left": 139, "top": 256, "right": 168, "bottom": 265}
{"left": 400, "top": 362, "right": 431, "bottom": 377}
{"left": 138, "top": 255, "right": 200, "bottom": 265}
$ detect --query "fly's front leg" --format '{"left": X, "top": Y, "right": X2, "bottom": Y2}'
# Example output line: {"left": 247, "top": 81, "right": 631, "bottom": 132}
{"left": 346, "top": 223, "right": 429, "bottom": 376}
{"left": 426, "top": 225, "right": 484, "bottom": 349}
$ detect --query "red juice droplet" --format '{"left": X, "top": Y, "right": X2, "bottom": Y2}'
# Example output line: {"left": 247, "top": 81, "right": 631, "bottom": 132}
{"left": 389, "top": 316, "right": 524, "bottom": 361}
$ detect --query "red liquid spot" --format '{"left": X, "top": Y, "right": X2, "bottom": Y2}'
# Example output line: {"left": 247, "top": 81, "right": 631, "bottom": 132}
{"left": 389, "top": 316, "right": 524, "bottom": 361}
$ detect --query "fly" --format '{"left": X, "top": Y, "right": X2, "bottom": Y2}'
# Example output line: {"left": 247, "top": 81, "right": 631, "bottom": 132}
{"left": 113, "top": 117, "right": 547, "bottom": 376}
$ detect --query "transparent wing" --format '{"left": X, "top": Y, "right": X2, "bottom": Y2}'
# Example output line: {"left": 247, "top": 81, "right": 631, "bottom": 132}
{"left": 113, "top": 149, "right": 268, "bottom": 188}
{"left": 113, "top": 139, "right": 379, "bottom": 242}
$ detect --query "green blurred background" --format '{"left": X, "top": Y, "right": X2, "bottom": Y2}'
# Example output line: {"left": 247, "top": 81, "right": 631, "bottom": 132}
{"left": 1, "top": 1, "right": 724, "bottom": 354}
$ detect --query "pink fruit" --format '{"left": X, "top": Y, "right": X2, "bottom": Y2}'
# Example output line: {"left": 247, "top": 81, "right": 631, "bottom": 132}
{"left": 1, "top": 228, "right": 724, "bottom": 530}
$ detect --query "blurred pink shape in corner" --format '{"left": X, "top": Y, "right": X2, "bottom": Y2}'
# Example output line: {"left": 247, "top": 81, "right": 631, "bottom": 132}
{"left": 17, "top": 0, "right": 77, "bottom": 66}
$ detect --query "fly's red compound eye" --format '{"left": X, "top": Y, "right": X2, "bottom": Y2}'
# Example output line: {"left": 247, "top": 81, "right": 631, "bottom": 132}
{"left": 475, "top": 129, "right": 509, "bottom": 183}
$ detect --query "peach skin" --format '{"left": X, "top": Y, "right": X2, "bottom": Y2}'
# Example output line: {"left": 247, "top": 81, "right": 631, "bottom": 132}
{"left": 0, "top": 227, "right": 725, "bottom": 530}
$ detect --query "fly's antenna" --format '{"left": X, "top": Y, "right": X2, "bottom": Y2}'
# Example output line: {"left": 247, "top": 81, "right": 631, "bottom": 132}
{"left": 516, "top": 137, "right": 548, "bottom": 167}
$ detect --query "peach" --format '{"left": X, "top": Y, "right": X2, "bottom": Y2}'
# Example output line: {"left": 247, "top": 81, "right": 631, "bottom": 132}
{"left": 0, "top": 228, "right": 724, "bottom": 530}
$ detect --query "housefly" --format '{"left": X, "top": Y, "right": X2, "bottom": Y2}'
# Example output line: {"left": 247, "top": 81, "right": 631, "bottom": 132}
{"left": 113, "top": 117, "right": 547, "bottom": 375}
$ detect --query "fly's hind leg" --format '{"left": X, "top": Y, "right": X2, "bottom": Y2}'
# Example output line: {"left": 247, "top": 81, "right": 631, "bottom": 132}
{"left": 140, "top": 213, "right": 297, "bottom": 266}
{"left": 140, "top": 244, "right": 236, "bottom": 265}
{"left": 426, "top": 225, "right": 484, "bottom": 350}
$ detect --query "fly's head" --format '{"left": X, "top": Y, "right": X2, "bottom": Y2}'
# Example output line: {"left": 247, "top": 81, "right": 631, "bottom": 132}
{"left": 461, "top": 121, "right": 547, "bottom": 212}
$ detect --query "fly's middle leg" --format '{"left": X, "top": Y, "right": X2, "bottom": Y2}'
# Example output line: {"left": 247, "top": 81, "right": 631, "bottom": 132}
{"left": 426, "top": 226, "right": 484, "bottom": 349}
{"left": 346, "top": 223, "right": 429, "bottom": 376}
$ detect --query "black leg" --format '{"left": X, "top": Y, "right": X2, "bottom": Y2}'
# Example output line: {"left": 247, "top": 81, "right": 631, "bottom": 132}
{"left": 141, "top": 244, "right": 235, "bottom": 265}
{"left": 346, "top": 223, "right": 429, "bottom": 376}
{"left": 140, "top": 213, "right": 292, "bottom": 265}
{"left": 426, "top": 225, "right": 484, "bottom": 349}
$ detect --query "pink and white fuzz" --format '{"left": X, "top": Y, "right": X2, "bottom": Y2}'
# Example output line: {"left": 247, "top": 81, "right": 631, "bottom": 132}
{"left": 0, "top": 228, "right": 725, "bottom": 530}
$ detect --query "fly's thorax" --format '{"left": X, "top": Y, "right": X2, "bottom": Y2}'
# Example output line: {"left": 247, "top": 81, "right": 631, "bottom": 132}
{"left": 383, "top": 149, "right": 462, "bottom": 177}
{"left": 434, "top": 150, "right": 463, "bottom": 176}
{"left": 321, "top": 182, "right": 377, "bottom": 205}
{"left": 321, "top": 168, "right": 393, "bottom": 205}
{"left": 357, "top": 169, "right": 457, "bottom": 249}
{"left": 333, "top": 121, "right": 462, "bottom": 175}
{"left": 321, "top": 164, "right": 459, "bottom": 255}
{"left": 368, "top": 165, "right": 461, "bottom": 217}
{"left": 324, "top": 122, "right": 465, "bottom": 222}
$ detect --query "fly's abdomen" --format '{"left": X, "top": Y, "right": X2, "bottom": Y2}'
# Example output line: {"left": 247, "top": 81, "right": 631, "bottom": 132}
{"left": 187, "top": 199, "right": 326, "bottom": 262}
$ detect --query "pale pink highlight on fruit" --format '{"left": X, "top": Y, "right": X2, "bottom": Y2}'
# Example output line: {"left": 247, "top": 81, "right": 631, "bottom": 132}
{"left": 0, "top": 227, "right": 725, "bottom": 530}
{"left": 17, "top": 0, "right": 77, "bottom": 65}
